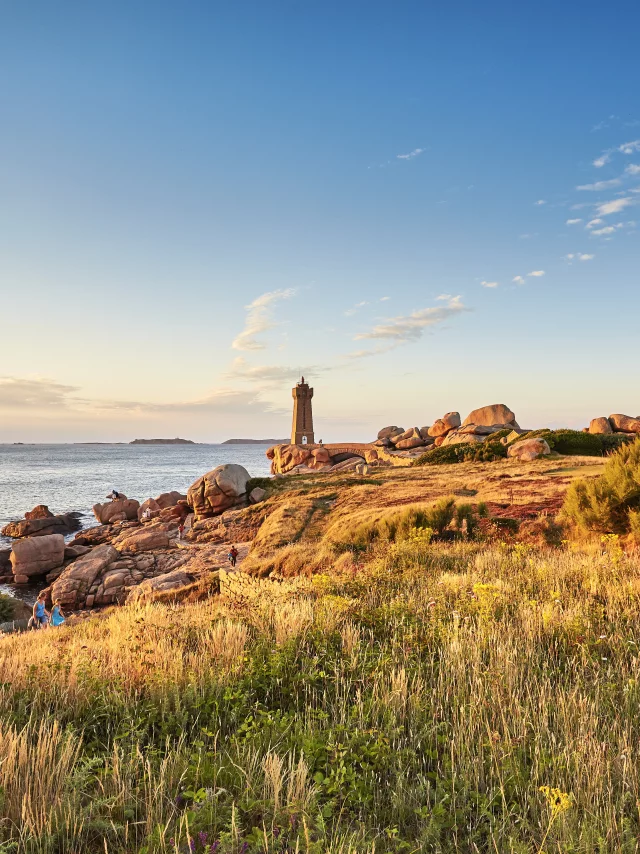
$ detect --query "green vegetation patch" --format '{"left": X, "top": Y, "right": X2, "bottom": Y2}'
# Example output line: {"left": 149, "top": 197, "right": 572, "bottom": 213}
{"left": 414, "top": 439, "right": 507, "bottom": 466}
{"left": 563, "top": 437, "right": 640, "bottom": 536}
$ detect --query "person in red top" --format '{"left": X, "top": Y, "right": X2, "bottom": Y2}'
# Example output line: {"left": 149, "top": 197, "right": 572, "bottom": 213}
{"left": 228, "top": 545, "right": 239, "bottom": 567}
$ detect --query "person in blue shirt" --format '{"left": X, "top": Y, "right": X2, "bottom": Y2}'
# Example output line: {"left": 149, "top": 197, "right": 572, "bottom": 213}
{"left": 32, "top": 593, "right": 50, "bottom": 629}
{"left": 51, "top": 600, "right": 65, "bottom": 627}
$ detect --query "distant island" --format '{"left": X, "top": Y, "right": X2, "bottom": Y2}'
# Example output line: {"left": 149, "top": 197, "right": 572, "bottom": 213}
{"left": 129, "top": 438, "right": 196, "bottom": 445}
{"left": 222, "top": 438, "right": 288, "bottom": 445}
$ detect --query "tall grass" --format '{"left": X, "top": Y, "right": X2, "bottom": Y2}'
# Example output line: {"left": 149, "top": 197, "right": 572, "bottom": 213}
{"left": 0, "top": 539, "right": 639, "bottom": 851}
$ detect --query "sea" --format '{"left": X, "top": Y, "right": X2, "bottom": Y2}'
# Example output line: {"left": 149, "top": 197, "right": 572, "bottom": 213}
{"left": 0, "top": 443, "right": 272, "bottom": 603}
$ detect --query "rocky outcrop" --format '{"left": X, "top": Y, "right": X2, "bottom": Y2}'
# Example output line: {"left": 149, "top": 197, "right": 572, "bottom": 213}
{"left": 507, "top": 438, "right": 551, "bottom": 462}
{"left": 187, "top": 464, "right": 251, "bottom": 520}
{"left": 50, "top": 544, "right": 120, "bottom": 607}
{"left": 609, "top": 414, "right": 640, "bottom": 434}
{"left": 395, "top": 436, "right": 425, "bottom": 449}
{"left": 115, "top": 528, "right": 173, "bottom": 553}
{"left": 462, "top": 404, "right": 517, "bottom": 428}
{"left": 25, "top": 505, "right": 54, "bottom": 520}
{"left": 589, "top": 417, "right": 613, "bottom": 434}
{"left": 48, "top": 541, "right": 189, "bottom": 609}
{"left": 0, "top": 548, "right": 12, "bottom": 580}
{"left": 441, "top": 431, "right": 485, "bottom": 446}
{"left": 10, "top": 534, "right": 65, "bottom": 581}
{"left": 2, "top": 513, "right": 81, "bottom": 539}
{"left": 377, "top": 426, "right": 404, "bottom": 441}
{"left": 126, "top": 568, "right": 197, "bottom": 604}
{"left": 249, "top": 487, "right": 267, "bottom": 504}
{"left": 138, "top": 491, "right": 188, "bottom": 521}
{"left": 93, "top": 498, "right": 140, "bottom": 525}
{"left": 428, "top": 412, "right": 461, "bottom": 437}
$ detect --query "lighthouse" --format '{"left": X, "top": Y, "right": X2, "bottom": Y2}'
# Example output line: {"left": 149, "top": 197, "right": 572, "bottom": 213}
{"left": 291, "top": 377, "right": 314, "bottom": 445}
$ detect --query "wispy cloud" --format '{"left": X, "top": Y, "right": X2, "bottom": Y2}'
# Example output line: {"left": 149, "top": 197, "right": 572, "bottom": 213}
{"left": 512, "top": 275, "right": 525, "bottom": 285}
{"left": 397, "top": 148, "right": 425, "bottom": 160}
{"left": 344, "top": 344, "right": 398, "bottom": 361}
{"left": 586, "top": 218, "right": 603, "bottom": 229}
{"left": 626, "top": 164, "right": 640, "bottom": 175}
{"left": 564, "top": 253, "right": 595, "bottom": 262}
{"left": 534, "top": 199, "right": 546, "bottom": 206}
{"left": 481, "top": 280, "right": 499, "bottom": 288}
{"left": 591, "top": 225, "right": 617, "bottom": 236}
{"left": 619, "top": 139, "right": 640, "bottom": 155}
{"left": 576, "top": 178, "right": 621, "bottom": 191}
{"left": 232, "top": 288, "right": 296, "bottom": 351}
{"left": 528, "top": 270, "right": 545, "bottom": 277}
{"left": 566, "top": 218, "right": 583, "bottom": 225}
{"left": 593, "top": 153, "right": 611, "bottom": 168}
{"left": 596, "top": 197, "right": 633, "bottom": 216}
{"left": 594, "top": 139, "right": 640, "bottom": 168}
{"left": 0, "top": 377, "right": 84, "bottom": 410}
{"left": 380, "top": 296, "right": 390, "bottom": 301}
{"left": 344, "top": 300, "right": 369, "bottom": 317}
{"left": 354, "top": 296, "right": 467, "bottom": 344}
{"left": 225, "top": 356, "right": 324, "bottom": 386}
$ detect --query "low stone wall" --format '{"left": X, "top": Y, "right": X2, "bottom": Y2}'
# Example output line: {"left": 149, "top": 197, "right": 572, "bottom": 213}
{"left": 218, "top": 568, "right": 310, "bottom": 604}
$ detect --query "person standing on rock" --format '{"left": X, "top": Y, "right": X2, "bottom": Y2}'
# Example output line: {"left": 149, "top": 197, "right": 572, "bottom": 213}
{"left": 51, "top": 600, "right": 65, "bottom": 627}
{"left": 228, "top": 545, "right": 239, "bottom": 567}
{"left": 108, "top": 489, "right": 120, "bottom": 501}
{"left": 32, "top": 593, "right": 50, "bottom": 629}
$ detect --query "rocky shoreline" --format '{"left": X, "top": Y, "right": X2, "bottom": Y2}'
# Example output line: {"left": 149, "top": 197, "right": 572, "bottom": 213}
{"left": 0, "top": 463, "right": 266, "bottom": 627}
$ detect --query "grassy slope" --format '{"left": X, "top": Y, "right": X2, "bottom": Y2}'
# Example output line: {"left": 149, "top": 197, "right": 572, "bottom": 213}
{"left": 4, "top": 457, "right": 640, "bottom": 854}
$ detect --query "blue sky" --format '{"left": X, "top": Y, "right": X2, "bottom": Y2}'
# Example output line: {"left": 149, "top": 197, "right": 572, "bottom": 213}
{"left": 0, "top": 1, "right": 638, "bottom": 441}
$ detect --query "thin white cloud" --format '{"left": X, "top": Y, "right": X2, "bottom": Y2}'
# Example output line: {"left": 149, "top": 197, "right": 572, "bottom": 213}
{"left": 380, "top": 296, "right": 390, "bottom": 301}
{"left": 626, "top": 164, "right": 640, "bottom": 175}
{"left": 534, "top": 199, "right": 546, "bottom": 206}
{"left": 354, "top": 296, "right": 467, "bottom": 344}
{"left": 344, "top": 300, "right": 369, "bottom": 317}
{"left": 586, "top": 218, "right": 604, "bottom": 229}
{"left": 619, "top": 139, "right": 640, "bottom": 155}
{"left": 591, "top": 226, "right": 616, "bottom": 236}
{"left": 528, "top": 270, "right": 545, "bottom": 277}
{"left": 344, "top": 344, "right": 398, "bottom": 361}
{"left": 593, "top": 154, "right": 611, "bottom": 168}
{"left": 576, "top": 178, "right": 621, "bottom": 191}
{"left": 397, "top": 148, "right": 425, "bottom": 160}
{"left": 512, "top": 276, "right": 525, "bottom": 285}
{"left": 566, "top": 218, "right": 583, "bottom": 225}
{"left": 225, "top": 356, "right": 324, "bottom": 385}
{"left": 565, "top": 253, "right": 595, "bottom": 262}
{"left": 232, "top": 288, "right": 296, "bottom": 351}
{"left": 597, "top": 197, "right": 633, "bottom": 216}
{"left": 481, "top": 280, "right": 499, "bottom": 288}
{"left": 436, "top": 293, "right": 452, "bottom": 300}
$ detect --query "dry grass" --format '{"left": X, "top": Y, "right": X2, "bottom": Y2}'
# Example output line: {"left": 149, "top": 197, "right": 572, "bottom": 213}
{"left": 1, "top": 472, "right": 639, "bottom": 851}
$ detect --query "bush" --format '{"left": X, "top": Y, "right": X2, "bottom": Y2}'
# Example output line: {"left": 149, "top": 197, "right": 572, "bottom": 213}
{"left": 563, "top": 438, "right": 640, "bottom": 535}
{"left": 0, "top": 594, "right": 15, "bottom": 622}
{"left": 333, "top": 497, "right": 459, "bottom": 549}
{"left": 512, "top": 429, "right": 634, "bottom": 457}
{"left": 415, "top": 440, "right": 506, "bottom": 466}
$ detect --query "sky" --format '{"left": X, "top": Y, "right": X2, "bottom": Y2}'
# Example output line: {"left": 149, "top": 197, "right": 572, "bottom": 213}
{"left": 0, "top": 0, "right": 639, "bottom": 442}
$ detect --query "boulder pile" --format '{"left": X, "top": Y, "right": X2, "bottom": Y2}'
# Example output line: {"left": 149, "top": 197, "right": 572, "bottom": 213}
{"left": 588, "top": 414, "right": 640, "bottom": 435}
{"left": 1, "top": 505, "right": 82, "bottom": 539}
{"left": 375, "top": 404, "right": 521, "bottom": 452}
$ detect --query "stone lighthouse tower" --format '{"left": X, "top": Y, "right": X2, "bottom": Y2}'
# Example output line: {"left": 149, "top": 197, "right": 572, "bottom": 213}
{"left": 291, "top": 377, "right": 314, "bottom": 445}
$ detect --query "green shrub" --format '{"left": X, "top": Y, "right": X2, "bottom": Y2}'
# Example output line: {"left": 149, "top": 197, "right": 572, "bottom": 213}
{"left": 563, "top": 438, "right": 640, "bottom": 534}
{"left": 0, "top": 594, "right": 15, "bottom": 622}
{"left": 415, "top": 439, "right": 506, "bottom": 466}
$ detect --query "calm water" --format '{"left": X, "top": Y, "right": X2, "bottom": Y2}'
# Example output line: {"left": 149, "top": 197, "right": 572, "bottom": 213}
{"left": 0, "top": 443, "right": 272, "bottom": 548}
